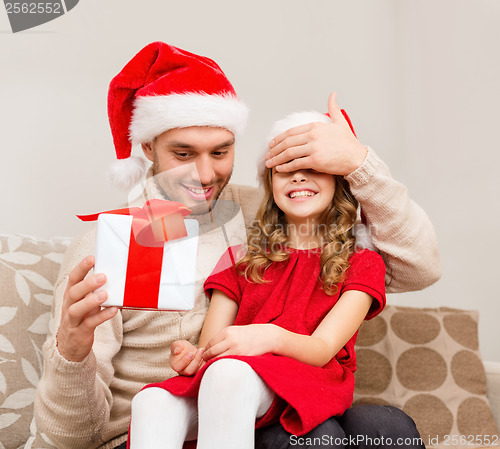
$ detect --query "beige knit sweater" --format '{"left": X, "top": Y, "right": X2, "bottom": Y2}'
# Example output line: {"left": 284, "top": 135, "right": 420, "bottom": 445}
{"left": 34, "top": 148, "right": 441, "bottom": 449}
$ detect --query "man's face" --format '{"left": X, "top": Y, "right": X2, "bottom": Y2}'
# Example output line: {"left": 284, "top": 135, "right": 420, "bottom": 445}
{"left": 142, "top": 126, "right": 235, "bottom": 215}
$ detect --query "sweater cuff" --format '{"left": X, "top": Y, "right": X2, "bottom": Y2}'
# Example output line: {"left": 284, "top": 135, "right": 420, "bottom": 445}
{"left": 47, "top": 337, "right": 97, "bottom": 376}
{"left": 345, "top": 147, "right": 383, "bottom": 188}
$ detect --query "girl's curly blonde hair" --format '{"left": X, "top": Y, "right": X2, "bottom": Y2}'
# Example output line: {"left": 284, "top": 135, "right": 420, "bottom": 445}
{"left": 237, "top": 168, "right": 359, "bottom": 295}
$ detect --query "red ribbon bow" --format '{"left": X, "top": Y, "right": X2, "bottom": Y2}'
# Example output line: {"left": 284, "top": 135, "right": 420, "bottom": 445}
{"left": 78, "top": 199, "right": 191, "bottom": 247}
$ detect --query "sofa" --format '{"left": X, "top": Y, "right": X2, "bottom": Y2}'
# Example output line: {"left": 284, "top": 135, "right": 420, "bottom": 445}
{"left": 0, "top": 233, "right": 499, "bottom": 449}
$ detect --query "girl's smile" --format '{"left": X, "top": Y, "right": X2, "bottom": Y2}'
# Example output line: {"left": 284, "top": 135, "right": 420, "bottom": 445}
{"left": 286, "top": 188, "right": 319, "bottom": 200}
{"left": 273, "top": 169, "right": 336, "bottom": 227}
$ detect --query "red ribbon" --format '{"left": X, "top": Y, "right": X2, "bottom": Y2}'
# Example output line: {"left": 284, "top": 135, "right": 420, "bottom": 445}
{"left": 78, "top": 199, "right": 191, "bottom": 246}
{"left": 78, "top": 200, "right": 191, "bottom": 309}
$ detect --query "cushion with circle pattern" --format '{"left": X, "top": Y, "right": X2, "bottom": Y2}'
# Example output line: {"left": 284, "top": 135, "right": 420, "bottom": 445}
{"left": 354, "top": 305, "right": 499, "bottom": 449}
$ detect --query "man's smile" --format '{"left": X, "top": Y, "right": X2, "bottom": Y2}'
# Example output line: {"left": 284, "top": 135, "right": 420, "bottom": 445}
{"left": 182, "top": 184, "right": 215, "bottom": 201}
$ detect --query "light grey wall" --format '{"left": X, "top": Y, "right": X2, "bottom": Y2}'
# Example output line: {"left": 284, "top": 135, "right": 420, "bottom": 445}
{"left": 1, "top": 0, "right": 499, "bottom": 361}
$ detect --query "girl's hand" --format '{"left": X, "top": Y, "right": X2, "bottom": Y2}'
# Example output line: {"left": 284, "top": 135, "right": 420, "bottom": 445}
{"left": 202, "top": 324, "right": 277, "bottom": 361}
{"left": 170, "top": 340, "right": 205, "bottom": 376}
{"left": 265, "top": 92, "right": 367, "bottom": 176}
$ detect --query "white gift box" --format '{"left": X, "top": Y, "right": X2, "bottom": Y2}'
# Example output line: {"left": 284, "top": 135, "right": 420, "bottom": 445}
{"left": 94, "top": 214, "right": 199, "bottom": 311}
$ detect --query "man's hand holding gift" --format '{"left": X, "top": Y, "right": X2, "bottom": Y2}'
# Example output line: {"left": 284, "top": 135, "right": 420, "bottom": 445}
{"left": 57, "top": 256, "right": 118, "bottom": 362}
{"left": 57, "top": 200, "right": 196, "bottom": 362}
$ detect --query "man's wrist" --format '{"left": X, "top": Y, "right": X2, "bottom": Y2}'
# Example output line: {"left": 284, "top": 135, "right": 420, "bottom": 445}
{"left": 344, "top": 146, "right": 382, "bottom": 188}
{"left": 56, "top": 331, "right": 90, "bottom": 363}
{"left": 50, "top": 336, "right": 95, "bottom": 373}
{"left": 345, "top": 143, "right": 369, "bottom": 176}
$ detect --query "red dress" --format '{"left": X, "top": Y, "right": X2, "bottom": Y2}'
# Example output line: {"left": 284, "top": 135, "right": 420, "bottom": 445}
{"left": 145, "top": 248, "right": 385, "bottom": 436}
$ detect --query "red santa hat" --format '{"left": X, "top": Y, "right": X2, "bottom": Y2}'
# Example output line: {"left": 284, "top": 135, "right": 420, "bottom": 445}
{"left": 258, "top": 109, "right": 356, "bottom": 181}
{"left": 107, "top": 42, "right": 249, "bottom": 190}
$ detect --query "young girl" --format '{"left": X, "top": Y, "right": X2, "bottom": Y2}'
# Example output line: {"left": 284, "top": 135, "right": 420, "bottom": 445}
{"left": 129, "top": 111, "right": 386, "bottom": 449}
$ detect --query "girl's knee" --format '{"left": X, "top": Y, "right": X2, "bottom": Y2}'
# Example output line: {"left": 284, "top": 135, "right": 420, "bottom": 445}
{"left": 201, "top": 359, "right": 271, "bottom": 406}
{"left": 200, "top": 359, "right": 274, "bottom": 417}
{"left": 132, "top": 387, "right": 171, "bottom": 412}
{"left": 202, "top": 359, "right": 256, "bottom": 392}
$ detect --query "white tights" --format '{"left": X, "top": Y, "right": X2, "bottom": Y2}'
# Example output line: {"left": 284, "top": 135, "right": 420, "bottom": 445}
{"left": 130, "top": 359, "right": 275, "bottom": 449}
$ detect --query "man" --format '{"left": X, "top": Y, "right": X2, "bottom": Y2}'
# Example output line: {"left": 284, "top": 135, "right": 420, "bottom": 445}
{"left": 35, "top": 42, "right": 439, "bottom": 449}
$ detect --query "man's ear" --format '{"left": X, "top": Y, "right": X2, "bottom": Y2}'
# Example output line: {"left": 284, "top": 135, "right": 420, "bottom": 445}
{"left": 142, "top": 142, "right": 154, "bottom": 162}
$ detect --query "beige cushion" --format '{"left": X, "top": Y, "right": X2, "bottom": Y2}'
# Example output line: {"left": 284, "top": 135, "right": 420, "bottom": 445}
{"left": 0, "top": 235, "right": 69, "bottom": 449}
{"left": 354, "top": 305, "right": 500, "bottom": 449}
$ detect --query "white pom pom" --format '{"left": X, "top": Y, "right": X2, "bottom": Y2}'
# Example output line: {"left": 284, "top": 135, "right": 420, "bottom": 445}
{"left": 108, "top": 156, "right": 147, "bottom": 190}
{"left": 353, "top": 223, "right": 375, "bottom": 251}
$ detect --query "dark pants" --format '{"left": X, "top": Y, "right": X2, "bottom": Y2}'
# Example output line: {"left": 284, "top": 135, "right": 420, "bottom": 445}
{"left": 116, "top": 405, "right": 425, "bottom": 449}
{"left": 254, "top": 405, "right": 425, "bottom": 449}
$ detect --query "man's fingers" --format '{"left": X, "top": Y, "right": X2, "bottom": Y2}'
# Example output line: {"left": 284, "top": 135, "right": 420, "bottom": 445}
{"left": 327, "top": 92, "right": 355, "bottom": 137}
{"left": 267, "top": 123, "right": 313, "bottom": 152}
{"left": 172, "top": 350, "right": 196, "bottom": 374}
{"left": 65, "top": 291, "right": 108, "bottom": 328}
{"left": 81, "top": 306, "right": 118, "bottom": 331}
{"left": 183, "top": 348, "right": 204, "bottom": 375}
{"left": 273, "top": 156, "right": 314, "bottom": 174}
{"left": 265, "top": 144, "right": 310, "bottom": 170}
{"left": 327, "top": 91, "right": 343, "bottom": 122}
{"left": 170, "top": 354, "right": 188, "bottom": 373}
{"left": 67, "top": 256, "right": 94, "bottom": 289}
{"left": 65, "top": 257, "right": 107, "bottom": 311}
{"left": 171, "top": 341, "right": 185, "bottom": 356}
{"left": 66, "top": 272, "right": 107, "bottom": 308}
{"left": 267, "top": 131, "right": 310, "bottom": 158}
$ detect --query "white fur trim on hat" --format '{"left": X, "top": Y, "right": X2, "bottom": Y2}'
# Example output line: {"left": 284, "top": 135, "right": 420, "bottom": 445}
{"left": 108, "top": 156, "right": 147, "bottom": 190}
{"left": 130, "top": 93, "right": 249, "bottom": 144}
{"left": 258, "top": 111, "right": 331, "bottom": 182}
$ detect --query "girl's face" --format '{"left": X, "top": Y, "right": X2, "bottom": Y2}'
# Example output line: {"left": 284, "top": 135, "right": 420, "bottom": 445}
{"left": 272, "top": 169, "right": 336, "bottom": 226}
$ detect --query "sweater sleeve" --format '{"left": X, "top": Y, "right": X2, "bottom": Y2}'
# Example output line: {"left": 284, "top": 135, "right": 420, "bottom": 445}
{"left": 34, "top": 227, "right": 124, "bottom": 449}
{"left": 346, "top": 147, "right": 441, "bottom": 293}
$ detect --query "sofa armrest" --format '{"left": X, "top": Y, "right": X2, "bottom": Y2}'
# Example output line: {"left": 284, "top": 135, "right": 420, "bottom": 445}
{"left": 0, "top": 234, "right": 70, "bottom": 449}
{"left": 485, "top": 361, "right": 500, "bottom": 430}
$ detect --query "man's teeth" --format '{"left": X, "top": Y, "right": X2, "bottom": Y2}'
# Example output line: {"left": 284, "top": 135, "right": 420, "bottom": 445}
{"left": 187, "top": 186, "right": 210, "bottom": 194}
{"left": 289, "top": 191, "right": 316, "bottom": 199}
